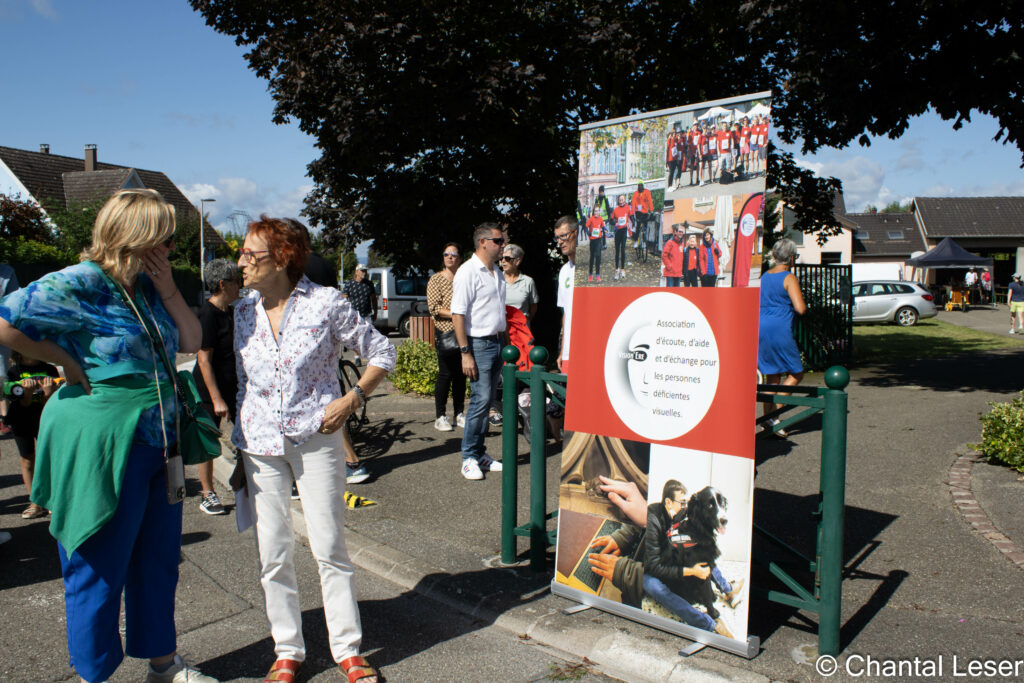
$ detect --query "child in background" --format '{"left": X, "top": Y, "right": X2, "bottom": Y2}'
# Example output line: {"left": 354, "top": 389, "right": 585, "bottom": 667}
{"left": 3, "top": 351, "right": 61, "bottom": 519}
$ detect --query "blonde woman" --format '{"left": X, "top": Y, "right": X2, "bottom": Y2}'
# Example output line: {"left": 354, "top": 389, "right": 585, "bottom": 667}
{"left": 0, "top": 189, "right": 215, "bottom": 683}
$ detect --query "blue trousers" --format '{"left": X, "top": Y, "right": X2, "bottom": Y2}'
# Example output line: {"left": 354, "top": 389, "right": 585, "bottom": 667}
{"left": 461, "top": 335, "right": 501, "bottom": 462}
{"left": 58, "top": 444, "right": 183, "bottom": 682}
{"left": 642, "top": 574, "right": 715, "bottom": 632}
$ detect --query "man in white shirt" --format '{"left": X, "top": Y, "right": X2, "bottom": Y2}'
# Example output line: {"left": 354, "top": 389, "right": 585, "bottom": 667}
{"left": 452, "top": 223, "right": 507, "bottom": 480}
{"left": 553, "top": 216, "right": 577, "bottom": 377}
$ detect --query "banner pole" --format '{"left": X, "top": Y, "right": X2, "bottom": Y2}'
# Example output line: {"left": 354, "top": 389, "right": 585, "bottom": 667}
{"left": 529, "top": 347, "right": 549, "bottom": 571}
{"left": 818, "top": 366, "right": 849, "bottom": 655}
{"left": 500, "top": 345, "right": 520, "bottom": 564}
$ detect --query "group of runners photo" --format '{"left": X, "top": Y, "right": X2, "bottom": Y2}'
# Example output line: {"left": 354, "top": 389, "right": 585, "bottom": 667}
{"left": 577, "top": 184, "right": 657, "bottom": 283}
{"left": 665, "top": 114, "right": 770, "bottom": 190}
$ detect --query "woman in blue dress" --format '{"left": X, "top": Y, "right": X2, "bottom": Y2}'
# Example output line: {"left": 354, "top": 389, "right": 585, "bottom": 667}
{"left": 0, "top": 189, "right": 217, "bottom": 682}
{"left": 758, "top": 238, "right": 807, "bottom": 437}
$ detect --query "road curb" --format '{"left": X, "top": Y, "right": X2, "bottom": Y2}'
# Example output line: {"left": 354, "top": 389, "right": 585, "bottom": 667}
{"left": 211, "top": 455, "right": 769, "bottom": 683}
{"left": 948, "top": 447, "right": 1024, "bottom": 570}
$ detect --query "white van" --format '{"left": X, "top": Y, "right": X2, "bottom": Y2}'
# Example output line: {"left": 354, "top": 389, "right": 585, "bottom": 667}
{"left": 366, "top": 267, "right": 430, "bottom": 336}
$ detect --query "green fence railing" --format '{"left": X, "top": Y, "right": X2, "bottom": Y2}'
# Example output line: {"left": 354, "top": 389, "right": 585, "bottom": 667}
{"left": 793, "top": 264, "right": 853, "bottom": 369}
{"left": 499, "top": 344, "right": 851, "bottom": 656}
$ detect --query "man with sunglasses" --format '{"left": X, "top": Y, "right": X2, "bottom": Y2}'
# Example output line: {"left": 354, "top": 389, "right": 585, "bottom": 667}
{"left": 451, "top": 223, "right": 507, "bottom": 480}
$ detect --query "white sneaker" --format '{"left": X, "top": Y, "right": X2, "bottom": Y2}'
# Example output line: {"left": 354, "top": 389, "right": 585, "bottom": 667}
{"left": 455, "top": 412, "right": 466, "bottom": 428}
{"left": 478, "top": 455, "right": 503, "bottom": 472}
{"left": 434, "top": 415, "right": 453, "bottom": 432}
{"left": 147, "top": 654, "right": 219, "bottom": 683}
{"left": 462, "top": 459, "right": 483, "bottom": 480}
{"left": 1011, "top": 329, "right": 1016, "bottom": 335}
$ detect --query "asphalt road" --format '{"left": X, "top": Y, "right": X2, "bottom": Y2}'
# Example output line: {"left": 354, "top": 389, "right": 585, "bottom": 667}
{"left": 0, "top": 443, "right": 622, "bottom": 683}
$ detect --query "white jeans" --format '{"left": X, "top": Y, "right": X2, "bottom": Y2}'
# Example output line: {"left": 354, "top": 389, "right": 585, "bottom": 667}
{"left": 242, "top": 431, "right": 362, "bottom": 663}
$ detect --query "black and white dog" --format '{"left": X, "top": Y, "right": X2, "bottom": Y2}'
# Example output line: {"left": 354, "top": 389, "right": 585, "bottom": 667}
{"left": 664, "top": 486, "right": 729, "bottom": 619}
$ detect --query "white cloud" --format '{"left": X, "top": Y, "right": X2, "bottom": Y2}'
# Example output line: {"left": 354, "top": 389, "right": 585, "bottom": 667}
{"left": 179, "top": 178, "right": 313, "bottom": 230}
{"left": 30, "top": 0, "right": 56, "bottom": 19}
{"left": 797, "top": 155, "right": 887, "bottom": 212}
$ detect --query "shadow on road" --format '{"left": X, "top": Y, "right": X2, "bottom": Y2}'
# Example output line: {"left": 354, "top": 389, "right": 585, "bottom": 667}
{"left": 199, "top": 566, "right": 550, "bottom": 681}
{"left": 856, "top": 351, "right": 1024, "bottom": 394}
{"left": 749, "top": 488, "right": 903, "bottom": 650}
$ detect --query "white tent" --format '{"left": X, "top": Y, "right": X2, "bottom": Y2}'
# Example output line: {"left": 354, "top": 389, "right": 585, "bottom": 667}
{"left": 698, "top": 106, "right": 732, "bottom": 121}
{"left": 747, "top": 102, "right": 771, "bottom": 118}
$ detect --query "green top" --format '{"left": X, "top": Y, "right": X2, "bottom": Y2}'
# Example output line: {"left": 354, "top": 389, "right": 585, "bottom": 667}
{"left": 32, "top": 374, "right": 173, "bottom": 553}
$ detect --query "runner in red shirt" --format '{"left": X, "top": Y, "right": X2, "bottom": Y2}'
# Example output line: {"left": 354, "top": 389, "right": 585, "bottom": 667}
{"left": 610, "top": 194, "right": 634, "bottom": 281}
{"left": 739, "top": 117, "right": 752, "bottom": 175}
{"left": 666, "top": 126, "right": 683, "bottom": 190}
{"left": 756, "top": 116, "right": 769, "bottom": 175}
{"left": 700, "top": 122, "right": 715, "bottom": 186}
{"left": 585, "top": 207, "right": 606, "bottom": 283}
{"left": 716, "top": 122, "right": 733, "bottom": 183}
{"left": 686, "top": 123, "right": 701, "bottom": 187}
{"left": 661, "top": 223, "right": 685, "bottom": 287}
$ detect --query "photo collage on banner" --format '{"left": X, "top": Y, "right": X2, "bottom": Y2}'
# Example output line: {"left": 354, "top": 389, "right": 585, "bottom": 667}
{"left": 554, "top": 92, "right": 770, "bottom": 653}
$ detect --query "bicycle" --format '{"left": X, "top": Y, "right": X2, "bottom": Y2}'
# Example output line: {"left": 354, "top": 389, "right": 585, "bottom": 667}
{"left": 337, "top": 358, "right": 368, "bottom": 434}
{"left": 634, "top": 215, "right": 649, "bottom": 264}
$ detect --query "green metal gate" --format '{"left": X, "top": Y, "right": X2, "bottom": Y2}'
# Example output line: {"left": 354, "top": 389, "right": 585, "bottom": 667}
{"left": 792, "top": 265, "right": 852, "bottom": 369}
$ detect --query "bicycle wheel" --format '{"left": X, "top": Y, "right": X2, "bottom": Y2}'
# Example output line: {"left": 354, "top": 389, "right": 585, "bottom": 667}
{"left": 337, "top": 359, "right": 367, "bottom": 429}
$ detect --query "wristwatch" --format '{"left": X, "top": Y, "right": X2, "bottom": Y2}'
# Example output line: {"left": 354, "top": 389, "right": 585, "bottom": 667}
{"left": 352, "top": 385, "right": 367, "bottom": 408}
{"left": 459, "top": 345, "right": 471, "bottom": 354}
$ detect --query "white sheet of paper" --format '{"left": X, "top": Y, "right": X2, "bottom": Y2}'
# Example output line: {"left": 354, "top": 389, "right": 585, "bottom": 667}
{"left": 234, "top": 486, "right": 253, "bottom": 533}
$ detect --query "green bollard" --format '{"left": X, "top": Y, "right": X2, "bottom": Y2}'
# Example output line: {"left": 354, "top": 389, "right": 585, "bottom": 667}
{"left": 528, "top": 346, "right": 549, "bottom": 571}
{"left": 501, "top": 345, "right": 521, "bottom": 565}
{"left": 817, "top": 366, "right": 849, "bottom": 655}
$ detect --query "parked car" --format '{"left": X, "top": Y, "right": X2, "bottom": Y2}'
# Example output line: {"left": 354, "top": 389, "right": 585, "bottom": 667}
{"left": 366, "top": 266, "right": 430, "bottom": 336}
{"left": 851, "top": 280, "right": 937, "bottom": 326}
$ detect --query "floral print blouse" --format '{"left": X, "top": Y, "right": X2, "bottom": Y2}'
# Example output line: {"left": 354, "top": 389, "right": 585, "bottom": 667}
{"left": 231, "top": 276, "right": 396, "bottom": 455}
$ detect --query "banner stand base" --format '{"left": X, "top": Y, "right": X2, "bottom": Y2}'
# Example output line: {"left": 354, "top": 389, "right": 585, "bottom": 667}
{"left": 679, "top": 641, "right": 707, "bottom": 657}
{"left": 552, "top": 581, "right": 760, "bottom": 659}
{"left": 563, "top": 603, "right": 593, "bottom": 615}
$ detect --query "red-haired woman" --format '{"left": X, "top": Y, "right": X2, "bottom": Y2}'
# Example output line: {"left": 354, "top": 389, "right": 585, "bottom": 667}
{"left": 229, "top": 216, "right": 394, "bottom": 683}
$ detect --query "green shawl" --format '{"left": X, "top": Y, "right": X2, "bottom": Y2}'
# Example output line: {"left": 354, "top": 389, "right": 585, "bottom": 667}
{"left": 32, "top": 372, "right": 174, "bottom": 553}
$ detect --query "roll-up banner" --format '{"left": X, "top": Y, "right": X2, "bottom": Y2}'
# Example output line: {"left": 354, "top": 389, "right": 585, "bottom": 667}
{"left": 553, "top": 91, "right": 771, "bottom": 658}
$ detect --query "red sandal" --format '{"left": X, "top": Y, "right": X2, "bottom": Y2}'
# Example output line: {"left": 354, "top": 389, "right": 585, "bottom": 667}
{"left": 264, "top": 658, "right": 301, "bottom": 682}
{"left": 339, "top": 655, "right": 384, "bottom": 683}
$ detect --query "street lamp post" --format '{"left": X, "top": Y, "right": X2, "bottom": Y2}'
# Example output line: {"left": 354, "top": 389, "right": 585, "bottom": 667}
{"left": 198, "top": 197, "right": 216, "bottom": 304}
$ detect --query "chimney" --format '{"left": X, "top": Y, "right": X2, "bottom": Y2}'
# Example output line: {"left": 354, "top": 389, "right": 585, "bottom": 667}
{"left": 84, "top": 144, "right": 97, "bottom": 172}
{"left": 40, "top": 144, "right": 50, "bottom": 154}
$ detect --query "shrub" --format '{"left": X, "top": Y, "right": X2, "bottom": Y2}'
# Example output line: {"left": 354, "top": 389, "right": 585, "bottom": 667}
{"left": 390, "top": 340, "right": 438, "bottom": 396}
{"left": 973, "top": 392, "right": 1024, "bottom": 472}
{"left": 0, "top": 236, "right": 76, "bottom": 266}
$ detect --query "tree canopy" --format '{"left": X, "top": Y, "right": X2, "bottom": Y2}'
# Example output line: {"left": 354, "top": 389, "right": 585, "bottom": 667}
{"left": 189, "top": 0, "right": 1021, "bottom": 344}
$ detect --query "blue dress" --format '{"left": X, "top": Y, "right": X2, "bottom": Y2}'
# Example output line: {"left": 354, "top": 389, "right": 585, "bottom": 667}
{"left": 758, "top": 270, "right": 802, "bottom": 375}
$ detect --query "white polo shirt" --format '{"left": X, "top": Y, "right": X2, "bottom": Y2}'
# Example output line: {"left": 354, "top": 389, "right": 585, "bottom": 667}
{"left": 451, "top": 253, "right": 507, "bottom": 337}
{"left": 557, "top": 260, "right": 575, "bottom": 360}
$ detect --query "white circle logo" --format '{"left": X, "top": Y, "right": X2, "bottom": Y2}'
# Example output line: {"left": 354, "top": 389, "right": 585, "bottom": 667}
{"left": 739, "top": 213, "right": 756, "bottom": 237}
{"left": 603, "top": 292, "right": 719, "bottom": 441}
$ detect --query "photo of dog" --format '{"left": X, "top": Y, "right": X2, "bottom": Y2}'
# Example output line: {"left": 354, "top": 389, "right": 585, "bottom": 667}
{"left": 642, "top": 447, "right": 753, "bottom": 641}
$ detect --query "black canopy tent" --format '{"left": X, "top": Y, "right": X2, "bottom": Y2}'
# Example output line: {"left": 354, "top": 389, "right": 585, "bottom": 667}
{"left": 904, "top": 236, "right": 993, "bottom": 269}
{"left": 905, "top": 237, "right": 994, "bottom": 308}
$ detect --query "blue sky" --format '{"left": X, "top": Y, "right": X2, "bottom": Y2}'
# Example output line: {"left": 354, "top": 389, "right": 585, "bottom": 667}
{"left": 2, "top": 0, "right": 1022, "bottom": 241}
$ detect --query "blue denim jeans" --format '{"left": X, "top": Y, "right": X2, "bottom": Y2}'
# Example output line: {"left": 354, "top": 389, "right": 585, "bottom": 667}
{"left": 461, "top": 335, "right": 501, "bottom": 462}
{"left": 642, "top": 574, "right": 715, "bottom": 632}
{"left": 711, "top": 567, "right": 731, "bottom": 594}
